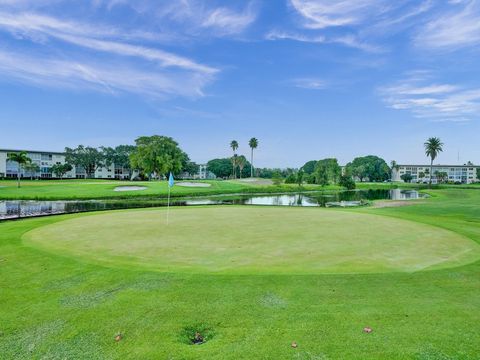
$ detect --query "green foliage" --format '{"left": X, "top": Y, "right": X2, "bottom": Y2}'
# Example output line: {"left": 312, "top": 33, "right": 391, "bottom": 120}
{"left": 23, "top": 162, "right": 40, "bottom": 179}
{"left": 435, "top": 171, "right": 448, "bottom": 184}
{"left": 296, "top": 169, "right": 304, "bottom": 186}
{"left": 301, "top": 160, "right": 317, "bottom": 174}
{"left": 130, "top": 135, "right": 186, "bottom": 179}
{"left": 272, "top": 170, "right": 283, "bottom": 185}
{"left": 7, "top": 151, "right": 32, "bottom": 187}
{"left": 424, "top": 137, "right": 444, "bottom": 163}
{"left": 101, "top": 145, "right": 136, "bottom": 170}
{"left": 477, "top": 168, "right": 480, "bottom": 182}
{"left": 338, "top": 175, "right": 356, "bottom": 190}
{"left": 51, "top": 163, "right": 73, "bottom": 179}
{"left": 248, "top": 138, "right": 258, "bottom": 177}
{"left": 314, "top": 158, "right": 341, "bottom": 186}
{"left": 207, "top": 158, "right": 232, "bottom": 178}
{"left": 65, "top": 146, "right": 104, "bottom": 178}
{"left": 401, "top": 173, "right": 413, "bottom": 183}
{"left": 284, "top": 173, "right": 297, "bottom": 184}
{"left": 345, "top": 155, "right": 390, "bottom": 182}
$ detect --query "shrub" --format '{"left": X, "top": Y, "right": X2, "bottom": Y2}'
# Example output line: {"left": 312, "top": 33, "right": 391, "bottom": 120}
{"left": 339, "top": 175, "right": 356, "bottom": 190}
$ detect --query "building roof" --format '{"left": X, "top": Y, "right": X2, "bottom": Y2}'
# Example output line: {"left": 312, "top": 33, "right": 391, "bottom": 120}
{"left": 397, "top": 164, "right": 477, "bottom": 167}
{"left": 0, "top": 148, "right": 65, "bottom": 156}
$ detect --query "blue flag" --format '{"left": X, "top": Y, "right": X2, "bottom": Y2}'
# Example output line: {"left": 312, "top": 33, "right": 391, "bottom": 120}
{"left": 168, "top": 172, "right": 174, "bottom": 188}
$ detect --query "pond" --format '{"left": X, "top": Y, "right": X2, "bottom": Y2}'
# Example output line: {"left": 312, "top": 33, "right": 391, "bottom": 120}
{"left": 0, "top": 189, "right": 425, "bottom": 220}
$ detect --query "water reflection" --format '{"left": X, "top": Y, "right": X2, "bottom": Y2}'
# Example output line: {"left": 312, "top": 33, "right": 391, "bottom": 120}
{"left": 0, "top": 189, "right": 425, "bottom": 220}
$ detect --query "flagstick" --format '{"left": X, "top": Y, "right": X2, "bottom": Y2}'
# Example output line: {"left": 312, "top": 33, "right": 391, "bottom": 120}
{"left": 167, "top": 185, "right": 171, "bottom": 225}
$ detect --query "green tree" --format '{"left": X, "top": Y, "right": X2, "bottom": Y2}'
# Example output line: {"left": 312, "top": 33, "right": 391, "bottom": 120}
{"left": 435, "top": 171, "right": 448, "bottom": 184}
{"left": 424, "top": 137, "right": 444, "bottom": 187}
{"left": 51, "top": 163, "right": 73, "bottom": 179}
{"left": 237, "top": 155, "right": 246, "bottom": 179}
{"left": 248, "top": 138, "right": 258, "bottom": 178}
{"left": 301, "top": 160, "right": 317, "bottom": 175}
{"left": 23, "top": 162, "right": 40, "bottom": 180}
{"left": 7, "top": 151, "right": 32, "bottom": 188}
{"left": 130, "top": 136, "right": 186, "bottom": 180}
{"left": 272, "top": 170, "right": 283, "bottom": 185}
{"left": 345, "top": 155, "right": 390, "bottom": 182}
{"left": 65, "top": 145, "right": 105, "bottom": 178}
{"left": 102, "top": 145, "right": 136, "bottom": 177}
{"left": 207, "top": 158, "right": 232, "bottom": 178}
{"left": 400, "top": 173, "right": 413, "bottom": 183}
{"left": 314, "top": 158, "right": 341, "bottom": 185}
{"left": 418, "top": 171, "right": 425, "bottom": 182}
{"left": 339, "top": 175, "right": 356, "bottom": 190}
{"left": 284, "top": 173, "right": 297, "bottom": 184}
{"left": 230, "top": 140, "right": 239, "bottom": 178}
{"left": 296, "top": 169, "right": 304, "bottom": 186}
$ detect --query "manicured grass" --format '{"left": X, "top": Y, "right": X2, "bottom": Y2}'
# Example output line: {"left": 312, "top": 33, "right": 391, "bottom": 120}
{"left": 1, "top": 189, "right": 480, "bottom": 358}
{"left": 24, "top": 207, "right": 480, "bottom": 274}
{"left": 0, "top": 179, "right": 341, "bottom": 200}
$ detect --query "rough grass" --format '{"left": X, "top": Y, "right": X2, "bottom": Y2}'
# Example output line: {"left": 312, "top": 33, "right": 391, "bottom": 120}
{"left": 1, "top": 189, "right": 480, "bottom": 358}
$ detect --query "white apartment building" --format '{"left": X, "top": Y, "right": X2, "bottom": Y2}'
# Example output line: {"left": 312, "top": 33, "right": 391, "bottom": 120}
{"left": 392, "top": 164, "right": 479, "bottom": 184}
{"left": 0, "top": 149, "right": 130, "bottom": 179}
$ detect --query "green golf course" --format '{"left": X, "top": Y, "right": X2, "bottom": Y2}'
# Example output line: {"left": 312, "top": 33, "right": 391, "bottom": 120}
{"left": 1, "top": 188, "right": 480, "bottom": 359}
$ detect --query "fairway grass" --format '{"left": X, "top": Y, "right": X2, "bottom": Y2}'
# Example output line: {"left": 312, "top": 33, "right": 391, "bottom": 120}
{"left": 1, "top": 189, "right": 480, "bottom": 359}
{"left": 24, "top": 207, "right": 480, "bottom": 274}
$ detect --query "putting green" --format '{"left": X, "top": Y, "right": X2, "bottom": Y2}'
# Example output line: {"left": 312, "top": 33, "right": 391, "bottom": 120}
{"left": 24, "top": 207, "right": 480, "bottom": 274}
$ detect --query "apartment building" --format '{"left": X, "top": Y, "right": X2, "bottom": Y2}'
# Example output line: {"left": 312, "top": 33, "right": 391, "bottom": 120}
{"left": 392, "top": 164, "right": 479, "bottom": 184}
{"left": 0, "top": 149, "right": 130, "bottom": 179}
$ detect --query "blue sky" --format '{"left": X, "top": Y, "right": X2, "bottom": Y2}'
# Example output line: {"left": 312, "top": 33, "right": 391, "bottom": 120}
{"left": 1, "top": 0, "right": 480, "bottom": 167}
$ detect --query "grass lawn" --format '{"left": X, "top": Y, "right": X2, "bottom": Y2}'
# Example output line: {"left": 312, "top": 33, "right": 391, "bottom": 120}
{"left": 0, "top": 179, "right": 342, "bottom": 200}
{"left": 1, "top": 189, "right": 480, "bottom": 358}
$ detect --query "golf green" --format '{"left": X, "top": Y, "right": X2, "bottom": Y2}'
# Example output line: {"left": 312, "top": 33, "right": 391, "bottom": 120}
{"left": 23, "top": 206, "right": 480, "bottom": 274}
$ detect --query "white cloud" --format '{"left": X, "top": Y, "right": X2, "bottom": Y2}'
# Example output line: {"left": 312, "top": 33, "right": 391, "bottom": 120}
{"left": 415, "top": 0, "right": 480, "bottom": 50}
{"left": 201, "top": 5, "right": 257, "bottom": 35}
{"left": 0, "top": 10, "right": 218, "bottom": 97}
{"left": 0, "top": 48, "right": 213, "bottom": 98}
{"left": 291, "top": 77, "right": 327, "bottom": 90}
{"left": 380, "top": 74, "right": 480, "bottom": 122}
{"left": 289, "top": 0, "right": 384, "bottom": 29}
{"left": 265, "top": 30, "right": 381, "bottom": 52}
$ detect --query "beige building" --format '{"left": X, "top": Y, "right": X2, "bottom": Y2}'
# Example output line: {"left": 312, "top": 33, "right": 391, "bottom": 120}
{"left": 392, "top": 164, "right": 479, "bottom": 184}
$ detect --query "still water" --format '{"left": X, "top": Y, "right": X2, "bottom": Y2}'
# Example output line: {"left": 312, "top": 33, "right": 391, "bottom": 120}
{"left": 0, "top": 189, "right": 425, "bottom": 220}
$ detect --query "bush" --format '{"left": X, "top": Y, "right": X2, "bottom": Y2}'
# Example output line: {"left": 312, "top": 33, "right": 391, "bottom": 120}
{"left": 339, "top": 175, "right": 356, "bottom": 190}
{"left": 272, "top": 171, "right": 283, "bottom": 185}
{"left": 284, "top": 173, "right": 297, "bottom": 184}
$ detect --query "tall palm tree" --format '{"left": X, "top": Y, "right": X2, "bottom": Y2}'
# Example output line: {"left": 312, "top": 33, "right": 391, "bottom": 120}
{"left": 237, "top": 155, "right": 246, "bottom": 179}
{"left": 248, "top": 137, "right": 258, "bottom": 177}
{"left": 7, "top": 151, "right": 32, "bottom": 188}
{"left": 230, "top": 140, "right": 239, "bottom": 178}
{"left": 424, "top": 137, "right": 444, "bottom": 187}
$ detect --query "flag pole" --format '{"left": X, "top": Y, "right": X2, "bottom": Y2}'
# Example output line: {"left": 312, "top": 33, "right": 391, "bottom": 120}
{"left": 167, "top": 184, "right": 171, "bottom": 225}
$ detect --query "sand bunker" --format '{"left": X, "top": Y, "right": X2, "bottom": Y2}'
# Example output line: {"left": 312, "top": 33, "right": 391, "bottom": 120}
{"left": 114, "top": 186, "right": 147, "bottom": 192}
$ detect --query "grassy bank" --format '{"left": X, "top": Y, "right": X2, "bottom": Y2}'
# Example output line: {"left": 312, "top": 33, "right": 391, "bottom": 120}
{"left": 0, "top": 179, "right": 343, "bottom": 200}
{"left": 1, "top": 189, "right": 480, "bottom": 358}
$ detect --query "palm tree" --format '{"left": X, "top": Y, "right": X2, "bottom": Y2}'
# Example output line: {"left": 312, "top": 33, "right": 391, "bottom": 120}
{"left": 230, "top": 140, "right": 239, "bottom": 178}
{"left": 424, "top": 137, "right": 444, "bottom": 187}
{"left": 230, "top": 155, "right": 238, "bottom": 179}
{"left": 23, "top": 162, "right": 40, "bottom": 180}
{"left": 248, "top": 137, "right": 258, "bottom": 177}
{"left": 7, "top": 151, "right": 32, "bottom": 188}
{"left": 237, "top": 155, "right": 246, "bottom": 179}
